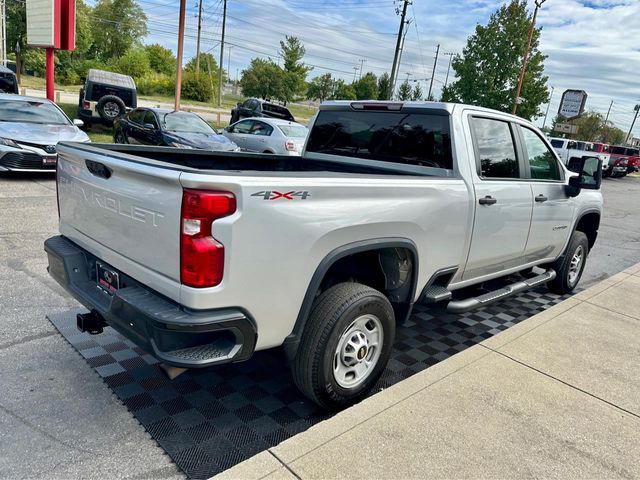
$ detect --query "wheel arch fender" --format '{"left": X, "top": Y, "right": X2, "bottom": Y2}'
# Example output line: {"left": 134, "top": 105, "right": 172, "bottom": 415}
{"left": 282, "top": 237, "right": 419, "bottom": 360}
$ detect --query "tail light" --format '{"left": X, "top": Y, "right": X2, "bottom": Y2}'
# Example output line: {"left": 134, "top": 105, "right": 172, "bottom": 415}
{"left": 285, "top": 140, "right": 296, "bottom": 151}
{"left": 83, "top": 100, "right": 91, "bottom": 109}
{"left": 180, "top": 189, "right": 236, "bottom": 288}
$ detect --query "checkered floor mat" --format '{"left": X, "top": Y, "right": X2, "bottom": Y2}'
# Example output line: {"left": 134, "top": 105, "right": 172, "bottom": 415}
{"left": 48, "top": 286, "right": 568, "bottom": 479}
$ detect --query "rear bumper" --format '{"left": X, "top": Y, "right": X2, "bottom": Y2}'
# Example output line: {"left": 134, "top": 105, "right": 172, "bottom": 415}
{"left": 45, "top": 235, "right": 257, "bottom": 368}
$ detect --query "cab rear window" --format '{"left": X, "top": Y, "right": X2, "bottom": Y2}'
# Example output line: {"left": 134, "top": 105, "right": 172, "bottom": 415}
{"left": 306, "top": 110, "right": 453, "bottom": 171}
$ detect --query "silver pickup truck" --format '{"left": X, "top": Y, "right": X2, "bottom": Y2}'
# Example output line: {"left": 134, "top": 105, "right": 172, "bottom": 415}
{"left": 45, "top": 101, "right": 603, "bottom": 409}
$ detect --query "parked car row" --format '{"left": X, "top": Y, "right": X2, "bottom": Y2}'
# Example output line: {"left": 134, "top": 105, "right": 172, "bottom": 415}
{"left": 549, "top": 136, "right": 638, "bottom": 178}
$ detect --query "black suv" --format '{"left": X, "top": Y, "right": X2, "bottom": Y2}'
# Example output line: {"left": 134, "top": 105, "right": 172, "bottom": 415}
{"left": 78, "top": 69, "right": 137, "bottom": 128}
{"left": 230, "top": 98, "right": 295, "bottom": 123}
{"left": 0, "top": 66, "right": 19, "bottom": 94}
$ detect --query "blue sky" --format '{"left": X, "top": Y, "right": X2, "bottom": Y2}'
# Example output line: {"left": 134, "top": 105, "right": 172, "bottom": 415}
{"left": 133, "top": 0, "right": 640, "bottom": 134}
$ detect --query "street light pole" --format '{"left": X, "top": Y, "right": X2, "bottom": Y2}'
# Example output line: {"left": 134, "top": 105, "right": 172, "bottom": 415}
{"left": 542, "top": 86, "right": 554, "bottom": 129}
{"left": 512, "top": 0, "right": 546, "bottom": 115}
{"left": 427, "top": 44, "right": 440, "bottom": 100}
{"left": 217, "top": 0, "right": 227, "bottom": 107}
{"left": 174, "top": 0, "right": 186, "bottom": 110}
{"left": 443, "top": 52, "right": 454, "bottom": 89}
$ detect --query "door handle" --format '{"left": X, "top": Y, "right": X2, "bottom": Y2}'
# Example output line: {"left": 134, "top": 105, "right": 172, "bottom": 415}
{"left": 535, "top": 194, "right": 548, "bottom": 203}
{"left": 478, "top": 195, "right": 497, "bottom": 205}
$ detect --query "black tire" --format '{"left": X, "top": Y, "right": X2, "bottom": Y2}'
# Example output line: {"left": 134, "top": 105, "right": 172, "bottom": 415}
{"left": 113, "top": 130, "right": 127, "bottom": 144}
{"left": 96, "top": 95, "right": 126, "bottom": 124}
{"left": 602, "top": 168, "right": 611, "bottom": 179}
{"left": 292, "top": 282, "right": 395, "bottom": 410}
{"left": 548, "top": 231, "right": 589, "bottom": 294}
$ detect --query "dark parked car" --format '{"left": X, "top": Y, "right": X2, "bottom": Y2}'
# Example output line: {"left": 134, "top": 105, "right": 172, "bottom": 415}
{"left": 230, "top": 98, "right": 295, "bottom": 123}
{"left": 113, "top": 108, "right": 239, "bottom": 151}
{"left": 78, "top": 69, "right": 137, "bottom": 128}
{"left": 0, "top": 66, "right": 19, "bottom": 94}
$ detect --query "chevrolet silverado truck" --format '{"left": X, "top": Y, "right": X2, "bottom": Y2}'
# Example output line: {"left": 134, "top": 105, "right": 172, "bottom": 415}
{"left": 45, "top": 101, "right": 603, "bottom": 409}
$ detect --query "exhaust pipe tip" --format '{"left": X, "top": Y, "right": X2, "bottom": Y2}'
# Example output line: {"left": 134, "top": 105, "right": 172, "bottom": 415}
{"left": 77, "top": 311, "right": 106, "bottom": 335}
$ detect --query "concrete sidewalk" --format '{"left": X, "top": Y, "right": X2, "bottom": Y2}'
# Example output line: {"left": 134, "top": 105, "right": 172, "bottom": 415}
{"left": 218, "top": 264, "right": 640, "bottom": 480}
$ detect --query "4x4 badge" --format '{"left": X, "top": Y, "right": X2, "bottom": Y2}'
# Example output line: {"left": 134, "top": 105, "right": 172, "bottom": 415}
{"left": 251, "top": 191, "right": 311, "bottom": 200}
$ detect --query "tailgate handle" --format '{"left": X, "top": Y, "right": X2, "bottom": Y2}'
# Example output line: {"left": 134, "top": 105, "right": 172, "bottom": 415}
{"left": 85, "top": 160, "right": 112, "bottom": 179}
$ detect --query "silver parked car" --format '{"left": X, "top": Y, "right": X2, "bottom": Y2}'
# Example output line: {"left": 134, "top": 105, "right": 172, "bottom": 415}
{"left": 0, "top": 94, "right": 90, "bottom": 172}
{"left": 221, "top": 117, "right": 308, "bottom": 155}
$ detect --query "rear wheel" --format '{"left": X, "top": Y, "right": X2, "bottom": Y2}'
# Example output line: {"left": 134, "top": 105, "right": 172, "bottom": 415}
{"left": 292, "top": 282, "right": 395, "bottom": 410}
{"left": 548, "top": 231, "right": 589, "bottom": 294}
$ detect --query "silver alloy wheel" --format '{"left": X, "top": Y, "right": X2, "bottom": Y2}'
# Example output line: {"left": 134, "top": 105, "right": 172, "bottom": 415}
{"left": 333, "top": 314, "right": 383, "bottom": 389}
{"left": 568, "top": 245, "right": 584, "bottom": 286}
{"left": 103, "top": 102, "right": 120, "bottom": 118}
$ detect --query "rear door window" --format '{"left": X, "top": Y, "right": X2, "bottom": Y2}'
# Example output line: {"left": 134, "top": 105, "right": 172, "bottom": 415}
{"left": 471, "top": 117, "right": 520, "bottom": 179}
{"left": 250, "top": 121, "right": 273, "bottom": 136}
{"left": 306, "top": 110, "right": 453, "bottom": 171}
{"left": 520, "top": 126, "right": 562, "bottom": 181}
{"left": 550, "top": 139, "right": 564, "bottom": 148}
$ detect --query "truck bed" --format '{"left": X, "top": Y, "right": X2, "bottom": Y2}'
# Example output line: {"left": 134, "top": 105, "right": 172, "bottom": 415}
{"left": 61, "top": 142, "right": 428, "bottom": 176}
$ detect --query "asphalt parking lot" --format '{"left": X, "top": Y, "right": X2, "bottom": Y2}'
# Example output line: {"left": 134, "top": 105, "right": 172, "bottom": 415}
{"left": 1, "top": 173, "right": 639, "bottom": 479}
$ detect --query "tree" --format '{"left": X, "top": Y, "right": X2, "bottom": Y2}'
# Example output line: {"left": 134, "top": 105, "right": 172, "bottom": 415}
{"left": 185, "top": 53, "right": 219, "bottom": 77}
{"left": 332, "top": 80, "right": 357, "bottom": 100}
{"left": 91, "top": 0, "right": 148, "bottom": 60}
{"left": 412, "top": 83, "right": 423, "bottom": 101}
{"left": 397, "top": 79, "right": 412, "bottom": 101}
{"left": 440, "top": 0, "right": 549, "bottom": 120}
{"left": 146, "top": 44, "right": 176, "bottom": 76}
{"left": 555, "top": 111, "right": 627, "bottom": 144}
{"left": 240, "top": 58, "right": 284, "bottom": 100}
{"left": 307, "top": 73, "right": 334, "bottom": 102}
{"left": 377, "top": 72, "right": 391, "bottom": 100}
{"left": 279, "top": 36, "right": 312, "bottom": 101}
{"left": 111, "top": 48, "right": 150, "bottom": 80}
{"left": 354, "top": 72, "right": 378, "bottom": 100}
{"left": 7, "top": 1, "right": 27, "bottom": 54}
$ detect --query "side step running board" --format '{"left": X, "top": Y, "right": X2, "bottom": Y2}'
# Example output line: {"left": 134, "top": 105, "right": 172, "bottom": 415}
{"left": 446, "top": 269, "right": 556, "bottom": 314}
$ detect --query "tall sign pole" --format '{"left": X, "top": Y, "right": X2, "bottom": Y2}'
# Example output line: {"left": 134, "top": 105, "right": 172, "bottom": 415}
{"left": 542, "top": 85, "right": 554, "bottom": 129}
{"left": 174, "top": 0, "right": 186, "bottom": 110}
{"left": 217, "top": 0, "right": 227, "bottom": 107}
{"left": 389, "top": 0, "right": 410, "bottom": 100}
{"left": 512, "top": 0, "right": 546, "bottom": 115}
{"left": 625, "top": 105, "right": 639, "bottom": 144}
{"left": 195, "top": 0, "right": 202, "bottom": 72}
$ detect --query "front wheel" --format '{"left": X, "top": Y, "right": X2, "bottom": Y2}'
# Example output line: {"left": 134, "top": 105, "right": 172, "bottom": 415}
{"left": 113, "top": 131, "right": 127, "bottom": 144}
{"left": 548, "top": 231, "right": 589, "bottom": 294}
{"left": 292, "top": 282, "right": 395, "bottom": 410}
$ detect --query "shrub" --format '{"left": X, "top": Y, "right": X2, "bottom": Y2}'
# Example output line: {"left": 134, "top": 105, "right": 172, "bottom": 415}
{"left": 137, "top": 72, "right": 174, "bottom": 96}
{"left": 182, "top": 71, "right": 213, "bottom": 102}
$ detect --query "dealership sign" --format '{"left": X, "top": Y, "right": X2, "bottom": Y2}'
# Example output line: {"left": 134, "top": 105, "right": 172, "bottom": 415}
{"left": 558, "top": 89, "right": 587, "bottom": 119}
{"left": 26, "top": 0, "right": 75, "bottom": 50}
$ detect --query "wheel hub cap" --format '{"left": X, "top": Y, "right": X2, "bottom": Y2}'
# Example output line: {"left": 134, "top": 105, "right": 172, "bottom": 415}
{"left": 568, "top": 245, "right": 584, "bottom": 285}
{"left": 333, "top": 314, "right": 383, "bottom": 389}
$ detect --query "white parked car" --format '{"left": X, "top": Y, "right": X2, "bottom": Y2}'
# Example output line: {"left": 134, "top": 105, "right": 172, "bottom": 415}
{"left": 221, "top": 117, "right": 308, "bottom": 155}
{"left": 0, "top": 94, "right": 90, "bottom": 172}
{"left": 549, "top": 137, "right": 609, "bottom": 171}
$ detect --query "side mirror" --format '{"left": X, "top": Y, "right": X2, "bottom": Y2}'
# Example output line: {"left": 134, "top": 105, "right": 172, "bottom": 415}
{"left": 566, "top": 156, "right": 602, "bottom": 197}
{"left": 143, "top": 123, "right": 156, "bottom": 130}
{"left": 73, "top": 119, "right": 84, "bottom": 127}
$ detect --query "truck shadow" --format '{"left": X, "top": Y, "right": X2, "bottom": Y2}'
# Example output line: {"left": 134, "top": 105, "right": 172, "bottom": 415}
{"left": 48, "top": 284, "right": 568, "bottom": 479}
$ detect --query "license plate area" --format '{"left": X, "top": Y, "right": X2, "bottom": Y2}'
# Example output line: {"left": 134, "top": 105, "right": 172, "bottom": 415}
{"left": 42, "top": 156, "right": 58, "bottom": 166}
{"left": 96, "top": 262, "right": 120, "bottom": 295}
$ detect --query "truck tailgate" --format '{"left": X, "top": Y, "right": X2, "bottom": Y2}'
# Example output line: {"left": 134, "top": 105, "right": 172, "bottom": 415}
{"left": 56, "top": 144, "right": 183, "bottom": 285}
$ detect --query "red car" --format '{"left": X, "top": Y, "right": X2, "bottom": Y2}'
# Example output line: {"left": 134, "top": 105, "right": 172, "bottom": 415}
{"left": 609, "top": 145, "right": 640, "bottom": 176}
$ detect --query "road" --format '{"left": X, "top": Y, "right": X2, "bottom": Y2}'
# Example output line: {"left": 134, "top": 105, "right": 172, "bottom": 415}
{"left": 0, "top": 173, "right": 638, "bottom": 478}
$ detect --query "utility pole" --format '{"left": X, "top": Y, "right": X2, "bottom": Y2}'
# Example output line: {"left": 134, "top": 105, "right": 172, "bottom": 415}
{"left": 389, "top": 0, "right": 410, "bottom": 100}
{"left": 625, "top": 104, "right": 639, "bottom": 144}
{"left": 427, "top": 43, "right": 440, "bottom": 100}
{"left": 352, "top": 66, "right": 359, "bottom": 83}
{"left": 443, "top": 52, "right": 454, "bottom": 88}
{"left": 174, "top": 0, "right": 187, "bottom": 110}
{"left": 227, "top": 46, "right": 232, "bottom": 84}
{"left": 604, "top": 100, "right": 613, "bottom": 124}
{"left": 512, "top": 0, "right": 546, "bottom": 115}
{"left": 217, "top": 0, "right": 227, "bottom": 107}
{"left": 358, "top": 58, "right": 366, "bottom": 80}
{"left": 392, "top": 20, "right": 411, "bottom": 98}
{"left": 542, "top": 85, "right": 554, "bottom": 130}
{"left": 195, "top": 0, "right": 203, "bottom": 73}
